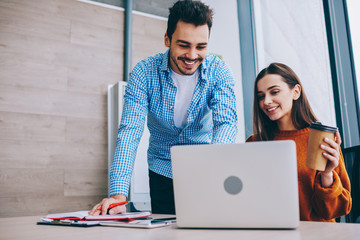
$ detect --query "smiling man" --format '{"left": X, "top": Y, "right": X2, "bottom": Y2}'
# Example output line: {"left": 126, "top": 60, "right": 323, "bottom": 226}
{"left": 165, "top": 20, "right": 208, "bottom": 75}
{"left": 90, "top": 0, "right": 238, "bottom": 215}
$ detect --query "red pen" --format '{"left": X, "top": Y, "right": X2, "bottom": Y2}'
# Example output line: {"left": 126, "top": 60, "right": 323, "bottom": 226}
{"left": 97, "top": 201, "right": 129, "bottom": 212}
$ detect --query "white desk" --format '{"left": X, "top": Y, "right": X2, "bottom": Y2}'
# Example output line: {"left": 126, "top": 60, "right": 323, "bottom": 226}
{"left": 1, "top": 214, "right": 359, "bottom": 240}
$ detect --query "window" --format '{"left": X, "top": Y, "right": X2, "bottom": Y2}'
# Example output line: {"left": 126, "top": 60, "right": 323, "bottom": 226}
{"left": 323, "top": 0, "right": 360, "bottom": 148}
{"left": 346, "top": 0, "right": 360, "bottom": 109}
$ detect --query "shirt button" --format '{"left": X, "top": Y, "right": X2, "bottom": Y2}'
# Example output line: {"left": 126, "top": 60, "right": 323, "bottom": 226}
{"left": 171, "top": 125, "right": 174, "bottom": 127}
{"left": 179, "top": 133, "right": 182, "bottom": 136}
{"left": 170, "top": 106, "right": 173, "bottom": 109}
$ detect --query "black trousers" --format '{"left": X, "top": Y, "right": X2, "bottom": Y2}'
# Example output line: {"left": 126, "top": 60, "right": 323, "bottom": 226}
{"left": 149, "top": 170, "right": 176, "bottom": 214}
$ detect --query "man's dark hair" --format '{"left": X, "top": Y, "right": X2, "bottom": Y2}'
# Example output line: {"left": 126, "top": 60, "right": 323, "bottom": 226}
{"left": 166, "top": 0, "right": 214, "bottom": 41}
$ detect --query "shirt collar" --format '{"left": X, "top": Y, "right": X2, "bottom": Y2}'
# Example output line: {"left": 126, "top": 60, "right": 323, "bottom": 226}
{"left": 160, "top": 49, "right": 171, "bottom": 72}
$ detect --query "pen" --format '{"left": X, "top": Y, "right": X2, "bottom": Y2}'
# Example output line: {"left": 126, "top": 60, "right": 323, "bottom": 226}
{"left": 97, "top": 201, "right": 129, "bottom": 212}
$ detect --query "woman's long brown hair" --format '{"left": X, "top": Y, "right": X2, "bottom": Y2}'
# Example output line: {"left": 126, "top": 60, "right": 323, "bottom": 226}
{"left": 253, "top": 63, "right": 318, "bottom": 141}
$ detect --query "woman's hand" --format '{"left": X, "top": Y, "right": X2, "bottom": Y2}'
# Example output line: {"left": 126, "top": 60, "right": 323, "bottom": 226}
{"left": 320, "top": 131, "right": 342, "bottom": 188}
{"left": 88, "top": 195, "right": 127, "bottom": 216}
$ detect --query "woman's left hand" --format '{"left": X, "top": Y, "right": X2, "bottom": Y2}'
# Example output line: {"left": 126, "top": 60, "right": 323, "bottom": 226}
{"left": 320, "top": 131, "right": 341, "bottom": 187}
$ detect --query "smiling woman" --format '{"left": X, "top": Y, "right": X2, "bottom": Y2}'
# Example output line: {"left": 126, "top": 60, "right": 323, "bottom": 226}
{"left": 252, "top": 63, "right": 317, "bottom": 141}
{"left": 246, "top": 62, "right": 352, "bottom": 222}
{"left": 256, "top": 74, "right": 301, "bottom": 130}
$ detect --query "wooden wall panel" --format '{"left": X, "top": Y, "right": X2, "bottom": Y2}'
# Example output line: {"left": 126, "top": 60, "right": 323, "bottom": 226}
{"left": 0, "top": 0, "right": 167, "bottom": 217}
{"left": 70, "top": 21, "right": 124, "bottom": 51}
{"left": 0, "top": 32, "right": 70, "bottom": 67}
{"left": 0, "top": 168, "right": 64, "bottom": 197}
{"left": 0, "top": 3, "right": 71, "bottom": 42}
{"left": 66, "top": 117, "right": 107, "bottom": 144}
{"left": 0, "top": 195, "right": 103, "bottom": 216}
{"left": 0, "top": 112, "right": 66, "bottom": 142}
{"left": 64, "top": 169, "right": 108, "bottom": 196}
{"left": 58, "top": 0, "right": 125, "bottom": 29}
{"left": 132, "top": 13, "right": 167, "bottom": 66}
{"left": 0, "top": 86, "right": 106, "bottom": 120}
{"left": 68, "top": 67, "right": 121, "bottom": 94}
{"left": 0, "top": 140, "right": 107, "bottom": 169}
{"left": 0, "top": 58, "right": 68, "bottom": 90}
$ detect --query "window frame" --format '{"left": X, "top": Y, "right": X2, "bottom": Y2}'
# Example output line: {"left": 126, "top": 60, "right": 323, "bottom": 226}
{"left": 323, "top": 0, "right": 360, "bottom": 148}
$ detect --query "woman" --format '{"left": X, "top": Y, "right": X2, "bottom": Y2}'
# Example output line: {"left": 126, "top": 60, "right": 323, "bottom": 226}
{"left": 247, "top": 62, "right": 351, "bottom": 222}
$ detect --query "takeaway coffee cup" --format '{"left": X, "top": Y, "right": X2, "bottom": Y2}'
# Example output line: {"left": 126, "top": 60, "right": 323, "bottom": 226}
{"left": 306, "top": 122, "right": 338, "bottom": 171}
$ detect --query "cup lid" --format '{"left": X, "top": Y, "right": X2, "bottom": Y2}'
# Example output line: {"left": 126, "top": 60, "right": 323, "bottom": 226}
{"left": 309, "top": 121, "right": 337, "bottom": 133}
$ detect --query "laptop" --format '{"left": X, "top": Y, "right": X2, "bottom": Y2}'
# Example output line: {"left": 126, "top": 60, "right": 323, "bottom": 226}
{"left": 170, "top": 140, "right": 299, "bottom": 229}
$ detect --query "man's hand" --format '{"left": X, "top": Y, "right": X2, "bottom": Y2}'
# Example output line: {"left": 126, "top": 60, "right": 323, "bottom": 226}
{"left": 89, "top": 195, "right": 127, "bottom": 216}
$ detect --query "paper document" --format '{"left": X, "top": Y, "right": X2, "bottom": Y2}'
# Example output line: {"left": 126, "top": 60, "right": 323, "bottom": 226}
{"left": 44, "top": 211, "right": 151, "bottom": 221}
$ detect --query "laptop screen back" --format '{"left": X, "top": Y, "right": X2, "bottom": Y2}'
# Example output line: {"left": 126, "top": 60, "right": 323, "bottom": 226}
{"left": 171, "top": 140, "right": 299, "bottom": 229}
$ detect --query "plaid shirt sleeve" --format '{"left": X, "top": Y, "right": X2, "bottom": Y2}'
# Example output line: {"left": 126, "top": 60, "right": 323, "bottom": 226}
{"left": 210, "top": 60, "right": 238, "bottom": 144}
{"left": 109, "top": 64, "right": 148, "bottom": 197}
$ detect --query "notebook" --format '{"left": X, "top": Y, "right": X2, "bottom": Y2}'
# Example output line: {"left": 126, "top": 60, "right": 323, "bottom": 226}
{"left": 44, "top": 211, "right": 151, "bottom": 221}
{"left": 170, "top": 140, "right": 299, "bottom": 229}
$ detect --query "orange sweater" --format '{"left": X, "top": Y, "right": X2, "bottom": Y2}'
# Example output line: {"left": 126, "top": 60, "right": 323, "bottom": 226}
{"left": 247, "top": 128, "right": 352, "bottom": 222}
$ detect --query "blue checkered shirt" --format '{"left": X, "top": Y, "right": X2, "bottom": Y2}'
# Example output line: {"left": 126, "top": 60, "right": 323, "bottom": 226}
{"left": 109, "top": 50, "right": 238, "bottom": 197}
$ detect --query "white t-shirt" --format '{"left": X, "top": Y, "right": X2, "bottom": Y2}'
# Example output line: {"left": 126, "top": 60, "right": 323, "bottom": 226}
{"left": 170, "top": 69, "right": 199, "bottom": 128}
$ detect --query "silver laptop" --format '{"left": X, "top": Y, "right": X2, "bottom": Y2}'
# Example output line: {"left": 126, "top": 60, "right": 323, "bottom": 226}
{"left": 170, "top": 140, "right": 299, "bottom": 229}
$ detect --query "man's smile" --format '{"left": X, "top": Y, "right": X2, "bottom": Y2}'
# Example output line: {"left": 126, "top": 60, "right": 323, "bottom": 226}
{"left": 178, "top": 57, "right": 203, "bottom": 64}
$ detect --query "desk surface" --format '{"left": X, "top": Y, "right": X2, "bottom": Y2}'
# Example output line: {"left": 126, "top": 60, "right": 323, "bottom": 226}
{"left": 1, "top": 214, "right": 359, "bottom": 240}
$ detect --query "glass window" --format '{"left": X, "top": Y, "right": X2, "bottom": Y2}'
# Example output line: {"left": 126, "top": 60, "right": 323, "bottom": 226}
{"left": 346, "top": 0, "right": 360, "bottom": 108}
{"left": 252, "top": 0, "right": 336, "bottom": 126}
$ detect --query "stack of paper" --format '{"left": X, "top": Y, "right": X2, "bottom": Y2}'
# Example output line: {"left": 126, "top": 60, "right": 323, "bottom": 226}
{"left": 44, "top": 211, "right": 151, "bottom": 221}
{"left": 38, "top": 211, "right": 152, "bottom": 227}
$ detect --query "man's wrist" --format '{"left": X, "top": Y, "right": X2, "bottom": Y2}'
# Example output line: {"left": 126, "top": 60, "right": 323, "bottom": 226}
{"left": 111, "top": 194, "right": 127, "bottom": 201}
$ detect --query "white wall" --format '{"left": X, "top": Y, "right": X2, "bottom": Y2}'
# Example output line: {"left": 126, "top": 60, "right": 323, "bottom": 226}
{"left": 203, "top": 0, "right": 245, "bottom": 142}
{"left": 253, "top": 0, "right": 336, "bottom": 127}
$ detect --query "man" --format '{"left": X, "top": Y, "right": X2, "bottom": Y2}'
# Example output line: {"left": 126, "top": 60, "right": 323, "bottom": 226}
{"left": 90, "top": 0, "right": 237, "bottom": 215}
